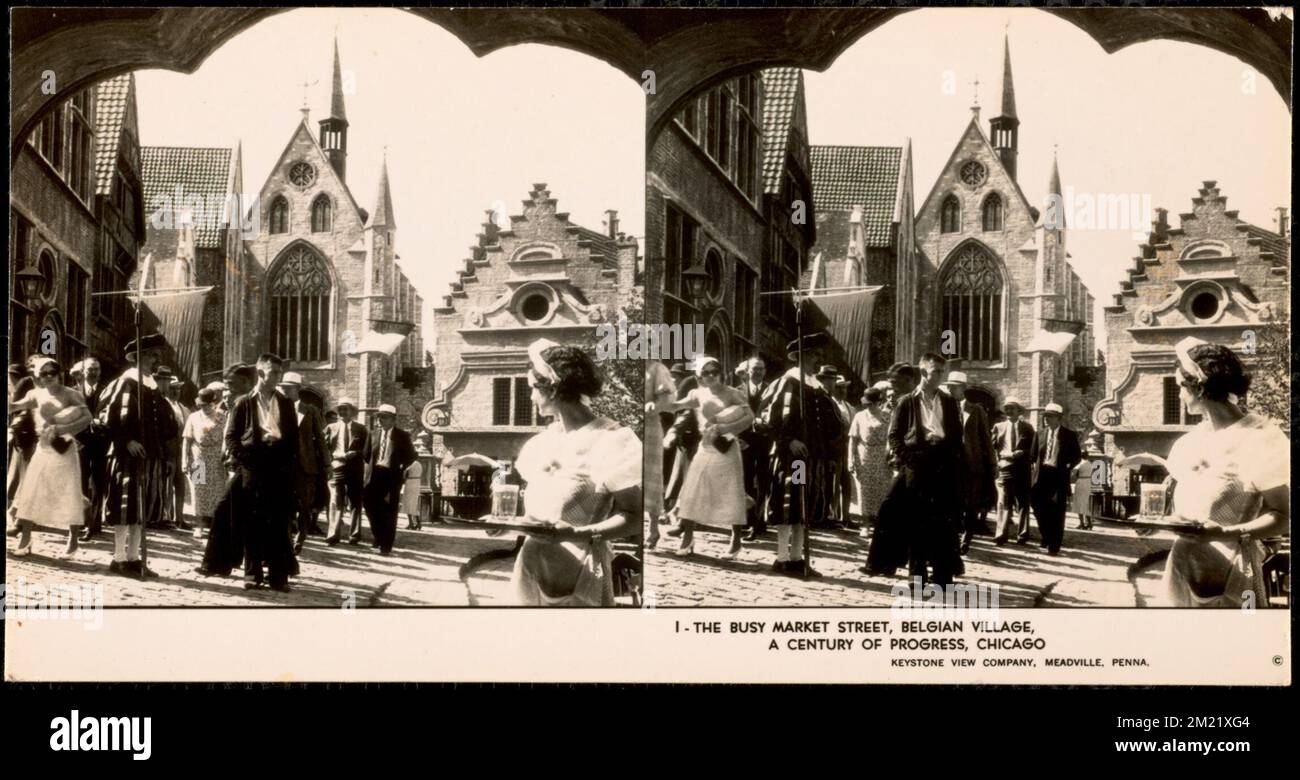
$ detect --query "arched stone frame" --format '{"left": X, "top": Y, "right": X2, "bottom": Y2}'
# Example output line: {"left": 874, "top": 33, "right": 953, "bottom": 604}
{"left": 980, "top": 192, "right": 1004, "bottom": 232}
{"left": 263, "top": 239, "right": 339, "bottom": 369}
{"left": 701, "top": 242, "right": 726, "bottom": 306}
{"left": 33, "top": 243, "right": 60, "bottom": 307}
{"left": 508, "top": 241, "right": 563, "bottom": 263}
{"left": 704, "top": 308, "right": 733, "bottom": 373}
{"left": 939, "top": 193, "right": 961, "bottom": 234}
{"left": 268, "top": 195, "right": 291, "bottom": 236}
{"left": 309, "top": 193, "right": 334, "bottom": 233}
{"left": 37, "top": 309, "right": 66, "bottom": 363}
{"left": 1179, "top": 238, "right": 1232, "bottom": 261}
{"left": 935, "top": 238, "right": 1010, "bottom": 366}
{"left": 11, "top": 8, "right": 1288, "bottom": 161}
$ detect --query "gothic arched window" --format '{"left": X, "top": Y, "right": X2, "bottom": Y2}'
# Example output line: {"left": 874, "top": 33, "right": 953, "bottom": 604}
{"left": 981, "top": 193, "right": 1004, "bottom": 231}
{"left": 940, "top": 243, "right": 1004, "bottom": 362}
{"left": 269, "top": 196, "right": 289, "bottom": 234}
{"left": 940, "top": 195, "right": 960, "bottom": 233}
{"left": 311, "top": 196, "right": 332, "bottom": 233}
{"left": 269, "top": 245, "right": 332, "bottom": 363}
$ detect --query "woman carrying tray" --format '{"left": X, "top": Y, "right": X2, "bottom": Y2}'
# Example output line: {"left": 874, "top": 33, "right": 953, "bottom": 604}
{"left": 1160, "top": 337, "right": 1289, "bottom": 607}
{"left": 510, "top": 339, "right": 642, "bottom": 606}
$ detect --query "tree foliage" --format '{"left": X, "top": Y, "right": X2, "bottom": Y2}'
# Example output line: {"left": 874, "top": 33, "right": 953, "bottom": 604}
{"left": 582, "top": 289, "right": 645, "bottom": 434}
{"left": 1247, "top": 318, "right": 1292, "bottom": 436}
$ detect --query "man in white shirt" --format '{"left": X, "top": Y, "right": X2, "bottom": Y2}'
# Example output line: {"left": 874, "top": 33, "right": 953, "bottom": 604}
{"left": 991, "top": 397, "right": 1034, "bottom": 545}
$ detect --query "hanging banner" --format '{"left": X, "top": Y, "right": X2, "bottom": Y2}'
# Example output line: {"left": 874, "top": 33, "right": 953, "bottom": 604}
{"left": 805, "top": 286, "right": 883, "bottom": 385}
{"left": 141, "top": 289, "right": 209, "bottom": 384}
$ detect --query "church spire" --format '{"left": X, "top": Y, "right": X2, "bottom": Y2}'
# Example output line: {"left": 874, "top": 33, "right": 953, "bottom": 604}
{"left": 366, "top": 152, "right": 395, "bottom": 230}
{"left": 1046, "top": 149, "right": 1065, "bottom": 229}
{"left": 989, "top": 29, "right": 1020, "bottom": 182}
{"left": 319, "top": 36, "right": 349, "bottom": 182}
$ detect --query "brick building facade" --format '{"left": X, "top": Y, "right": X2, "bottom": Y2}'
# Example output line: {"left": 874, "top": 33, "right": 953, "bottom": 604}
{"left": 10, "top": 74, "right": 145, "bottom": 375}
{"left": 425, "top": 183, "right": 638, "bottom": 495}
{"left": 1094, "top": 182, "right": 1290, "bottom": 467}
{"left": 645, "top": 68, "right": 815, "bottom": 376}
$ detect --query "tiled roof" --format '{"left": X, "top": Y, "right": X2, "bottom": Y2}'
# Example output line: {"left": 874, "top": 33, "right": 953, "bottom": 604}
{"left": 810, "top": 145, "right": 902, "bottom": 247}
{"left": 1243, "top": 222, "right": 1290, "bottom": 263}
{"left": 94, "top": 74, "right": 133, "bottom": 197}
{"left": 760, "top": 67, "right": 801, "bottom": 195}
{"left": 141, "top": 146, "right": 234, "bottom": 249}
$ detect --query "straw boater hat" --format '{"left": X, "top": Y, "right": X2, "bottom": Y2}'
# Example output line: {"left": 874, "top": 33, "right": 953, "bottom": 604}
{"left": 278, "top": 371, "right": 304, "bottom": 386}
{"left": 336, "top": 397, "right": 357, "bottom": 410}
{"left": 1002, "top": 396, "right": 1025, "bottom": 411}
{"left": 943, "top": 370, "right": 970, "bottom": 386}
{"left": 376, "top": 403, "right": 398, "bottom": 416}
{"left": 1043, "top": 402, "right": 1064, "bottom": 416}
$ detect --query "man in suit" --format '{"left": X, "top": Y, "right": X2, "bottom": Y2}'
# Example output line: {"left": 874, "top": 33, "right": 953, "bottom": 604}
{"left": 195, "top": 363, "right": 257, "bottom": 578}
{"left": 324, "top": 398, "right": 368, "bottom": 545}
{"left": 362, "top": 404, "right": 417, "bottom": 556}
{"left": 278, "top": 372, "right": 329, "bottom": 554}
{"left": 942, "top": 371, "right": 997, "bottom": 553}
{"left": 74, "top": 358, "right": 111, "bottom": 540}
{"left": 887, "top": 353, "right": 966, "bottom": 586}
{"left": 1029, "top": 402, "right": 1081, "bottom": 556}
{"left": 860, "top": 361, "right": 918, "bottom": 576}
{"left": 152, "top": 366, "right": 188, "bottom": 529}
{"left": 991, "top": 397, "right": 1035, "bottom": 545}
{"left": 737, "top": 356, "right": 771, "bottom": 540}
{"left": 225, "top": 353, "right": 299, "bottom": 591}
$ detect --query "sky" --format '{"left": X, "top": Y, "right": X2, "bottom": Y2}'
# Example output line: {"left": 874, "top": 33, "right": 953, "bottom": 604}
{"left": 802, "top": 8, "right": 1291, "bottom": 348}
{"left": 134, "top": 7, "right": 645, "bottom": 347}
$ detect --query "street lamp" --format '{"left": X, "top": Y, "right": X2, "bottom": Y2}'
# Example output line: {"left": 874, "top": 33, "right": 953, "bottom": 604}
{"left": 16, "top": 264, "right": 44, "bottom": 304}
{"left": 682, "top": 259, "right": 710, "bottom": 307}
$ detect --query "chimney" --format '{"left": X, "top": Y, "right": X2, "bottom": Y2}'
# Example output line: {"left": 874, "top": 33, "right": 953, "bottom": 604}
{"left": 1276, "top": 207, "right": 1289, "bottom": 238}
{"left": 604, "top": 209, "right": 619, "bottom": 239}
{"left": 1152, "top": 207, "right": 1169, "bottom": 243}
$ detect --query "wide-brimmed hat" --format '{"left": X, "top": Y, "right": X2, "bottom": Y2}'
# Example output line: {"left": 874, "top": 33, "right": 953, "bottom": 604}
{"left": 943, "top": 370, "right": 970, "bottom": 386}
{"left": 124, "top": 333, "right": 166, "bottom": 359}
{"left": 278, "top": 371, "right": 304, "bottom": 386}
{"left": 376, "top": 403, "right": 398, "bottom": 416}
{"left": 1002, "top": 396, "right": 1025, "bottom": 410}
{"left": 785, "top": 331, "right": 829, "bottom": 358}
{"left": 1043, "top": 402, "right": 1064, "bottom": 416}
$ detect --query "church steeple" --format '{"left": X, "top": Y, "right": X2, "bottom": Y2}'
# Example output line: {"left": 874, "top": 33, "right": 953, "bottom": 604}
{"left": 366, "top": 153, "right": 395, "bottom": 230}
{"left": 319, "top": 37, "right": 349, "bottom": 182}
{"left": 1046, "top": 150, "right": 1065, "bottom": 229}
{"left": 989, "top": 31, "right": 1020, "bottom": 182}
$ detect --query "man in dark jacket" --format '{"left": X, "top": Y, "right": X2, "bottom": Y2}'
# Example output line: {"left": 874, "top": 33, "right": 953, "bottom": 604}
{"left": 1029, "top": 402, "right": 1082, "bottom": 556}
{"left": 362, "top": 404, "right": 417, "bottom": 555}
{"left": 75, "top": 358, "right": 111, "bottom": 540}
{"left": 991, "top": 397, "right": 1035, "bottom": 545}
{"left": 887, "top": 353, "right": 966, "bottom": 586}
{"left": 324, "top": 398, "right": 368, "bottom": 545}
{"left": 225, "top": 353, "right": 299, "bottom": 591}
{"left": 736, "top": 356, "right": 771, "bottom": 540}
{"left": 278, "top": 372, "right": 329, "bottom": 553}
{"left": 942, "top": 371, "right": 997, "bottom": 553}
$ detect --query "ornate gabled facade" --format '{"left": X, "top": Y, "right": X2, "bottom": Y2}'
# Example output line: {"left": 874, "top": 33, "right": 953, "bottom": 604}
{"left": 913, "top": 34, "right": 1096, "bottom": 426}
{"left": 424, "top": 183, "right": 638, "bottom": 493}
{"left": 1095, "top": 181, "right": 1290, "bottom": 464}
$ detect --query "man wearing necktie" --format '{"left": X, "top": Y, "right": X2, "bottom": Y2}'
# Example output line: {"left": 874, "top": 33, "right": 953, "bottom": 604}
{"left": 362, "top": 404, "right": 416, "bottom": 555}
{"left": 991, "top": 397, "right": 1035, "bottom": 545}
{"left": 1029, "top": 402, "right": 1081, "bottom": 556}
{"left": 74, "top": 358, "right": 110, "bottom": 540}
{"left": 324, "top": 399, "right": 368, "bottom": 545}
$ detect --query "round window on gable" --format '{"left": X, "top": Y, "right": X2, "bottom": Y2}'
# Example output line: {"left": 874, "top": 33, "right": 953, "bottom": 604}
{"left": 520, "top": 293, "right": 552, "bottom": 323}
{"left": 1189, "top": 291, "right": 1220, "bottom": 321}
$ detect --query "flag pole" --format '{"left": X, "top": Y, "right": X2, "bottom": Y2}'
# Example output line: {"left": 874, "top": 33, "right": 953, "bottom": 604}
{"left": 794, "top": 291, "right": 813, "bottom": 576}
{"left": 134, "top": 291, "right": 147, "bottom": 580}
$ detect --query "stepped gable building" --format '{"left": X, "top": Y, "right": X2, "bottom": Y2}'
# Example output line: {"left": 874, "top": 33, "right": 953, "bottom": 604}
{"left": 911, "top": 34, "right": 1096, "bottom": 424}
{"left": 1094, "top": 182, "right": 1290, "bottom": 467}
{"left": 808, "top": 142, "right": 917, "bottom": 381}
{"left": 425, "top": 183, "right": 638, "bottom": 495}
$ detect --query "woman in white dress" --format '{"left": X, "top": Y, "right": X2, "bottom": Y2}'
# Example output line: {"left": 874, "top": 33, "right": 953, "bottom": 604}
{"left": 11, "top": 358, "right": 93, "bottom": 557}
{"left": 1161, "top": 337, "right": 1289, "bottom": 607}
{"left": 511, "top": 339, "right": 642, "bottom": 606}
{"left": 181, "top": 386, "right": 227, "bottom": 540}
{"left": 671, "top": 356, "right": 754, "bottom": 559}
{"left": 848, "top": 383, "right": 892, "bottom": 539}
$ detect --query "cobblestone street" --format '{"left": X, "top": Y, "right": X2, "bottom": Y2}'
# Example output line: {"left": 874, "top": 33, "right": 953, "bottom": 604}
{"left": 646, "top": 515, "right": 1175, "bottom": 608}
{"left": 5, "top": 522, "right": 521, "bottom": 607}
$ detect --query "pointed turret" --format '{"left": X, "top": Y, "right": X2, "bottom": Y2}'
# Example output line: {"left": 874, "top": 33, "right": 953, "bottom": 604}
{"left": 366, "top": 154, "right": 395, "bottom": 230}
{"left": 989, "top": 31, "right": 1020, "bottom": 181}
{"left": 1045, "top": 151, "right": 1065, "bottom": 229}
{"left": 319, "top": 36, "right": 349, "bottom": 181}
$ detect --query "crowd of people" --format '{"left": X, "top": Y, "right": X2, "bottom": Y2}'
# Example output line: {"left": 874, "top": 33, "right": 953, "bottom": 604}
{"left": 647, "top": 332, "right": 1289, "bottom": 605}
{"left": 6, "top": 336, "right": 423, "bottom": 593}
